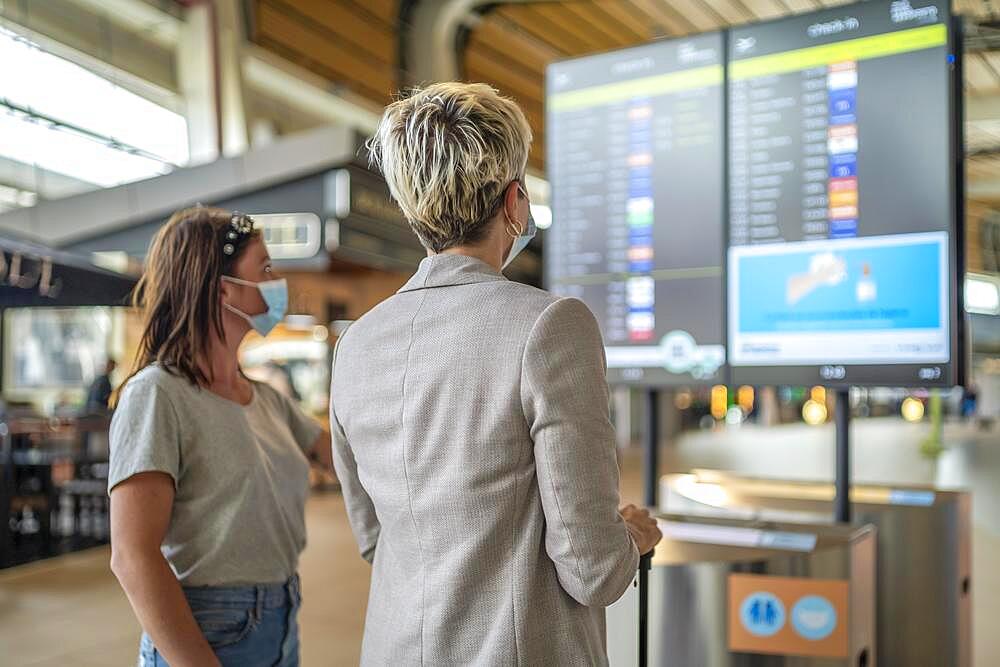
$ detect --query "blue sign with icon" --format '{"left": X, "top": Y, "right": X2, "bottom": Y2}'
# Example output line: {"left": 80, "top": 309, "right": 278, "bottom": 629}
{"left": 739, "top": 592, "right": 786, "bottom": 637}
{"left": 791, "top": 595, "right": 838, "bottom": 641}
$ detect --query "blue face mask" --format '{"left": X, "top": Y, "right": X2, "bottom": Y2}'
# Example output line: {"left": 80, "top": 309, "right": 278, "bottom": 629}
{"left": 222, "top": 276, "right": 288, "bottom": 336}
{"left": 503, "top": 185, "right": 537, "bottom": 269}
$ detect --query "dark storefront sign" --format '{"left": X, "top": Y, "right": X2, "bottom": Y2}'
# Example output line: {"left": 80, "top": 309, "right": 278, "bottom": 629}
{"left": 324, "top": 165, "right": 426, "bottom": 272}
{"left": 322, "top": 164, "right": 542, "bottom": 284}
{"left": 0, "top": 237, "right": 136, "bottom": 308}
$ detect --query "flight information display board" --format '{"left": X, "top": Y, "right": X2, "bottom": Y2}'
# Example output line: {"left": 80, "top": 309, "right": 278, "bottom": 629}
{"left": 726, "top": 0, "right": 961, "bottom": 386}
{"left": 546, "top": 33, "right": 727, "bottom": 386}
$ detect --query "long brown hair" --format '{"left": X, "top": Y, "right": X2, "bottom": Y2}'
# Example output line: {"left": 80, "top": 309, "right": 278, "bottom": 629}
{"left": 120, "top": 206, "right": 260, "bottom": 394}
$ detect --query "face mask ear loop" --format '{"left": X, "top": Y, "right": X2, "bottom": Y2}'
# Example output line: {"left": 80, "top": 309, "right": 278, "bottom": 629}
{"left": 223, "top": 302, "right": 252, "bottom": 324}
{"left": 221, "top": 276, "right": 257, "bottom": 326}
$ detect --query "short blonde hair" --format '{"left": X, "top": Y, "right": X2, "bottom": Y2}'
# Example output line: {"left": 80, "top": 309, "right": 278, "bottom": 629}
{"left": 367, "top": 82, "right": 533, "bottom": 252}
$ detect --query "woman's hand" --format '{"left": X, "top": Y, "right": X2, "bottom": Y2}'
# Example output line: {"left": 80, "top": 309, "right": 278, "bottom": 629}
{"left": 620, "top": 504, "right": 663, "bottom": 555}
{"left": 309, "top": 430, "right": 333, "bottom": 470}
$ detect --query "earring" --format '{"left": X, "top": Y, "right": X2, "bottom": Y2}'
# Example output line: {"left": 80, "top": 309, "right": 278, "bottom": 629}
{"left": 504, "top": 210, "right": 523, "bottom": 238}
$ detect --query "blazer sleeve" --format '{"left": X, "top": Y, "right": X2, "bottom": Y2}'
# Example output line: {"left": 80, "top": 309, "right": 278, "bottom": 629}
{"left": 330, "top": 333, "right": 381, "bottom": 564}
{"left": 521, "top": 297, "right": 639, "bottom": 607}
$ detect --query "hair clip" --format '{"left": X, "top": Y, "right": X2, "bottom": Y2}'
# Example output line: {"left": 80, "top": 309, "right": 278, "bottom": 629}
{"left": 230, "top": 212, "right": 254, "bottom": 235}
{"left": 223, "top": 212, "right": 254, "bottom": 255}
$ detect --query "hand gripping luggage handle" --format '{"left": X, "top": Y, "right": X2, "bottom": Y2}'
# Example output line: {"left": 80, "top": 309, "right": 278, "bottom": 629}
{"left": 638, "top": 551, "right": 652, "bottom": 667}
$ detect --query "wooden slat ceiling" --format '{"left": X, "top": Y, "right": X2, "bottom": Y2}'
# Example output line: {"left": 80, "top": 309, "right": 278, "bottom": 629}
{"left": 251, "top": 0, "right": 1000, "bottom": 182}
{"left": 252, "top": 0, "right": 398, "bottom": 103}
{"left": 468, "top": 1, "right": 1000, "bottom": 170}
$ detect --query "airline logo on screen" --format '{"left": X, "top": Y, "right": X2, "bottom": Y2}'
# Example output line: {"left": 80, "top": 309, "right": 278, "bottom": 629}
{"left": 734, "top": 37, "right": 757, "bottom": 55}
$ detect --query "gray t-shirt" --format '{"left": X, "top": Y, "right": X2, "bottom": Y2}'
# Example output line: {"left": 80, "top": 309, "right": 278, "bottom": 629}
{"left": 109, "top": 364, "right": 322, "bottom": 587}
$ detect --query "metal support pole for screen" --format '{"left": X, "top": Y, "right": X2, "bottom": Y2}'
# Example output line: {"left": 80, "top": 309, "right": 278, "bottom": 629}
{"left": 643, "top": 389, "right": 660, "bottom": 508}
{"left": 834, "top": 387, "right": 851, "bottom": 524}
{"left": 639, "top": 389, "right": 658, "bottom": 667}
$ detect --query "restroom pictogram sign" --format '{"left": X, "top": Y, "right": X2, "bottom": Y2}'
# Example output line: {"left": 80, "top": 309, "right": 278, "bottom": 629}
{"left": 728, "top": 573, "right": 849, "bottom": 658}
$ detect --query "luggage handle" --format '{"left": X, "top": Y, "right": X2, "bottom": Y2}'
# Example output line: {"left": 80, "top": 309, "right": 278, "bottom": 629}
{"left": 638, "top": 551, "right": 653, "bottom": 667}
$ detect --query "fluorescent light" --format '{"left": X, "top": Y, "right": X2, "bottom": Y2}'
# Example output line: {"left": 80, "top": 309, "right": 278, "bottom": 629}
{"left": 0, "top": 26, "right": 188, "bottom": 187}
{"left": 531, "top": 203, "right": 552, "bottom": 230}
{"left": 0, "top": 183, "right": 36, "bottom": 212}
{"left": 0, "top": 112, "right": 170, "bottom": 187}
{"left": 966, "top": 275, "right": 1000, "bottom": 315}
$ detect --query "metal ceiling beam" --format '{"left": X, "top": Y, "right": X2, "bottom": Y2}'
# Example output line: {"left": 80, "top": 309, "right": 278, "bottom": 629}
{"left": 0, "top": 157, "right": 94, "bottom": 202}
{"left": 62, "top": 0, "right": 182, "bottom": 49}
{"left": 0, "top": 124, "right": 355, "bottom": 247}
{"left": 402, "top": 0, "right": 550, "bottom": 86}
{"left": 243, "top": 45, "right": 382, "bottom": 135}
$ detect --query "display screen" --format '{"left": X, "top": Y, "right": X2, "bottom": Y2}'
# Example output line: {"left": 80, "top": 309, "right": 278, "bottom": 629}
{"left": 726, "top": 0, "right": 959, "bottom": 386}
{"left": 546, "top": 33, "right": 727, "bottom": 386}
{"left": 4, "top": 307, "right": 114, "bottom": 390}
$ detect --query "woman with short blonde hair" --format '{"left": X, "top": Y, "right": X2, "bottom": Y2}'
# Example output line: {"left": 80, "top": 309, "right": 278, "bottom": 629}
{"left": 332, "top": 82, "right": 660, "bottom": 665}
{"left": 371, "top": 81, "right": 533, "bottom": 253}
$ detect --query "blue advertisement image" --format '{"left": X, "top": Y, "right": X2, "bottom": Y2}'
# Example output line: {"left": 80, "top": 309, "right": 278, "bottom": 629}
{"left": 735, "top": 234, "right": 944, "bottom": 334}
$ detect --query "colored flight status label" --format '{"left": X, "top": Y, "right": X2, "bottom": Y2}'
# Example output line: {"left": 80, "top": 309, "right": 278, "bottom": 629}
{"left": 827, "top": 62, "right": 858, "bottom": 239}
{"left": 626, "top": 102, "right": 655, "bottom": 341}
{"left": 729, "top": 574, "right": 849, "bottom": 658}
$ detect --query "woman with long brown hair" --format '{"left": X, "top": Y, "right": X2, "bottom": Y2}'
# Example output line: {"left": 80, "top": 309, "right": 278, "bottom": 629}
{"left": 108, "top": 206, "right": 331, "bottom": 667}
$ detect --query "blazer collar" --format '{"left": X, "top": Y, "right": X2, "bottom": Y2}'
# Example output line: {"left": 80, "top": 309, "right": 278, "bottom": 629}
{"left": 397, "top": 254, "right": 507, "bottom": 293}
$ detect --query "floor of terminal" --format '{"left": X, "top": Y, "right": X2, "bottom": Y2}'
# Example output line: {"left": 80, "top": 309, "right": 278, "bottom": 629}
{"left": 0, "top": 492, "right": 370, "bottom": 667}
{"left": 1, "top": 438, "right": 996, "bottom": 666}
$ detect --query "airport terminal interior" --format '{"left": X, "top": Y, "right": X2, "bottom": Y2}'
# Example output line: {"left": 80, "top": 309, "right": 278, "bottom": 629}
{"left": 1, "top": 0, "right": 999, "bottom": 665}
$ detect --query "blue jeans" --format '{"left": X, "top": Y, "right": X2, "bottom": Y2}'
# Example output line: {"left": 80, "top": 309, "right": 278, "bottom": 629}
{"left": 138, "top": 574, "right": 301, "bottom": 667}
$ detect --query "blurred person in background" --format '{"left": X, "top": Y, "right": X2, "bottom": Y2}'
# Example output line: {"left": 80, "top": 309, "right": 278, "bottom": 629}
{"left": 108, "top": 207, "right": 332, "bottom": 667}
{"left": 85, "top": 357, "right": 117, "bottom": 414}
{"left": 962, "top": 384, "right": 979, "bottom": 419}
{"left": 330, "top": 82, "right": 662, "bottom": 666}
